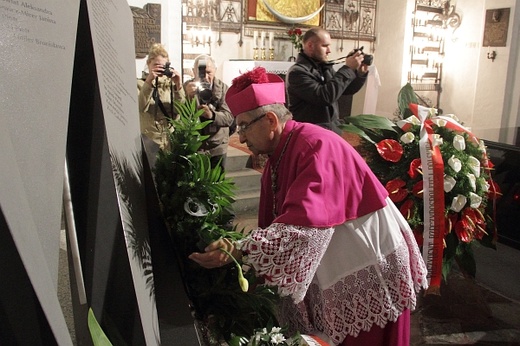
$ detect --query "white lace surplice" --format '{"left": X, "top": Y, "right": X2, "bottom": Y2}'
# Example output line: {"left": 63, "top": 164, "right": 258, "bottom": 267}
{"left": 239, "top": 199, "right": 428, "bottom": 345}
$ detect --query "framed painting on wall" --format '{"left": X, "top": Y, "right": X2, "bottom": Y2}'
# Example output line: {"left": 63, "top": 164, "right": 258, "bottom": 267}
{"left": 246, "top": 0, "right": 322, "bottom": 26}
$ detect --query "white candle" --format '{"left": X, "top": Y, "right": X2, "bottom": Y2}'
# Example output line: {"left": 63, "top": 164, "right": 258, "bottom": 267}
{"left": 253, "top": 31, "right": 258, "bottom": 48}
{"left": 269, "top": 31, "right": 274, "bottom": 49}
{"left": 260, "top": 31, "right": 266, "bottom": 48}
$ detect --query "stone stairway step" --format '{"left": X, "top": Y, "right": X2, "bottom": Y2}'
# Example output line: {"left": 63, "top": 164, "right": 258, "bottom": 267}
{"left": 226, "top": 145, "right": 252, "bottom": 172}
{"left": 233, "top": 191, "right": 261, "bottom": 214}
{"left": 226, "top": 169, "right": 262, "bottom": 194}
{"left": 226, "top": 141, "right": 261, "bottom": 215}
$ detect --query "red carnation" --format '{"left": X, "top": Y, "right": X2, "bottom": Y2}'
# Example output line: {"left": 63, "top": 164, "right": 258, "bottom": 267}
{"left": 376, "top": 139, "right": 403, "bottom": 162}
{"left": 231, "top": 67, "right": 269, "bottom": 92}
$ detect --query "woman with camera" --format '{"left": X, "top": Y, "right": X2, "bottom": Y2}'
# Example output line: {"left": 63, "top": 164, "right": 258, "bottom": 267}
{"left": 138, "top": 43, "right": 185, "bottom": 151}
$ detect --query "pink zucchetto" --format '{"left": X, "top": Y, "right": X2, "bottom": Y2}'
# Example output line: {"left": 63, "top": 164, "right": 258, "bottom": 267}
{"left": 225, "top": 67, "right": 285, "bottom": 117}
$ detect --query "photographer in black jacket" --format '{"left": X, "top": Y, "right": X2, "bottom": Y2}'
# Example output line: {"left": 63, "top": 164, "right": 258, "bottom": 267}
{"left": 286, "top": 27, "right": 369, "bottom": 135}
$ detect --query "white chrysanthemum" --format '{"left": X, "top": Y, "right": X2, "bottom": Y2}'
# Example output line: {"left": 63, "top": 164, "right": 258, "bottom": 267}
{"left": 448, "top": 155, "right": 462, "bottom": 173}
{"left": 400, "top": 132, "right": 415, "bottom": 144}
{"left": 450, "top": 194, "right": 467, "bottom": 212}
{"left": 444, "top": 175, "right": 456, "bottom": 192}
{"left": 271, "top": 327, "right": 282, "bottom": 333}
{"left": 453, "top": 134, "right": 466, "bottom": 151}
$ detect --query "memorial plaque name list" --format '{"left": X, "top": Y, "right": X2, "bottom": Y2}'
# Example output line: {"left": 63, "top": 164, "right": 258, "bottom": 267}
{"left": 131, "top": 3, "right": 161, "bottom": 59}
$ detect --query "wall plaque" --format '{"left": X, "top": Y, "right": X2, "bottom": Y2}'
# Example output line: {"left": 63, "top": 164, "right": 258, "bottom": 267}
{"left": 482, "top": 8, "right": 510, "bottom": 47}
{"left": 131, "top": 3, "right": 161, "bottom": 58}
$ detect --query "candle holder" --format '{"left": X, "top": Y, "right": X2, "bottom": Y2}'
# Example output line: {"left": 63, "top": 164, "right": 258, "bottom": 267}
{"left": 253, "top": 47, "right": 259, "bottom": 60}
{"left": 261, "top": 48, "right": 266, "bottom": 61}
{"left": 269, "top": 48, "right": 274, "bottom": 61}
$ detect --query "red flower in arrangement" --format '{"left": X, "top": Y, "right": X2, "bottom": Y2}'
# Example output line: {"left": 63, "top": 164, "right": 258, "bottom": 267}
{"left": 408, "top": 158, "right": 422, "bottom": 179}
{"left": 287, "top": 27, "right": 303, "bottom": 51}
{"left": 385, "top": 179, "right": 408, "bottom": 202}
{"left": 461, "top": 207, "right": 487, "bottom": 240}
{"left": 487, "top": 180, "right": 502, "bottom": 200}
{"left": 454, "top": 218, "right": 473, "bottom": 243}
{"left": 445, "top": 212, "right": 459, "bottom": 235}
{"left": 412, "top": 180, "right": 423, "bottom": 198}
{"left": 376, "top": 139, "right": 403, "bottom": 162}
{"left": 399, "top": 199, "right": 415, "bottom": 220}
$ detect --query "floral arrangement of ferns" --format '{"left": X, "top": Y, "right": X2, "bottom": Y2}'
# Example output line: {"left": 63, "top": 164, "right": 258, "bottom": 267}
{"left": 154, "top": 99, "right": 280, "bottom": 344}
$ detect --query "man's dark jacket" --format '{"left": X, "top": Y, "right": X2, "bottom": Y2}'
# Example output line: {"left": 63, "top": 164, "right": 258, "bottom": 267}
{"left": 286, "top": 52, "right": 367, "bottom": 134}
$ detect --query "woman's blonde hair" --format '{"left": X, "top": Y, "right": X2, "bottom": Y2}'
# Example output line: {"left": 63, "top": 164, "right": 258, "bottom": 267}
{"left": 146, "top": 43, "right": 169, "bottom": 64}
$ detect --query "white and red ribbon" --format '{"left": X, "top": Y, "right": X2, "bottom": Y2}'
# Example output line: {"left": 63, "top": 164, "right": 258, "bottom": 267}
{"left": 410, "top": 104, "right": 445, "bottom": 293}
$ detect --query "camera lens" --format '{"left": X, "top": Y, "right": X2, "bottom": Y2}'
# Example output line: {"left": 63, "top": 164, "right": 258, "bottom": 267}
{"left": 363, "top": 54, "right": 373, "bottom": 66}
{"left": 163, "top": 62, "right": 173, "bottom": 77}
{"left": 197, "top": 82, "right": 212, "bottom": 104}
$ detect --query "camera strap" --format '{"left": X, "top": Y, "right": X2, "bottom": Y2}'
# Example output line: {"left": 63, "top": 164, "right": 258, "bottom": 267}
{"left": 153, "top": 77, "right": 174, "bottom": 120}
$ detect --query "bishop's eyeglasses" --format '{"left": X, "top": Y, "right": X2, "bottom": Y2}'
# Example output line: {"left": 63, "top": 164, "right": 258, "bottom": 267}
{"left": 236, "top": 113, "right": 266, "bottom": 135}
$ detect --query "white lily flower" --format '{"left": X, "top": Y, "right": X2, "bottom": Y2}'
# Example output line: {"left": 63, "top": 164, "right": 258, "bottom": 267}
{"left": 467, "top": 156, "right": 481, "bottom": 177}
{"left": 450, "top": 194, "right": 467, "bottom": 212}
{"left": 453, "top": 135, "right": 466, "bottom": 151}
{"left": 397, "top": 115, "right": 421, "bottom": 131}
{"left": 432, "top": 134, "right": 443, "bottom": 147}
{"left": 400, "top": 132, "right": 415, "bottom": 144}
{"left": 467, "top": 173, "right": 476, "bottom": 191}
{"left": 444, "top": 175, "right": 456, "bottom": 192}
{"left": 448, "top": 155, "right": 462, "bottom": 173}
{"left": 469, "top": 192, "right": 482, "bottom": 208}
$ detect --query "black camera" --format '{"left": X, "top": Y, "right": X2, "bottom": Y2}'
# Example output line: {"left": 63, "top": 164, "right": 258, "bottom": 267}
{"left": 348, "top": 46, "right": 373, "bottom": 66}
{"left": 162, "top": 62, "right": 173, "bottom": 77}
{"left": 196, "top": 60, "right": 213, "bottom": 104}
